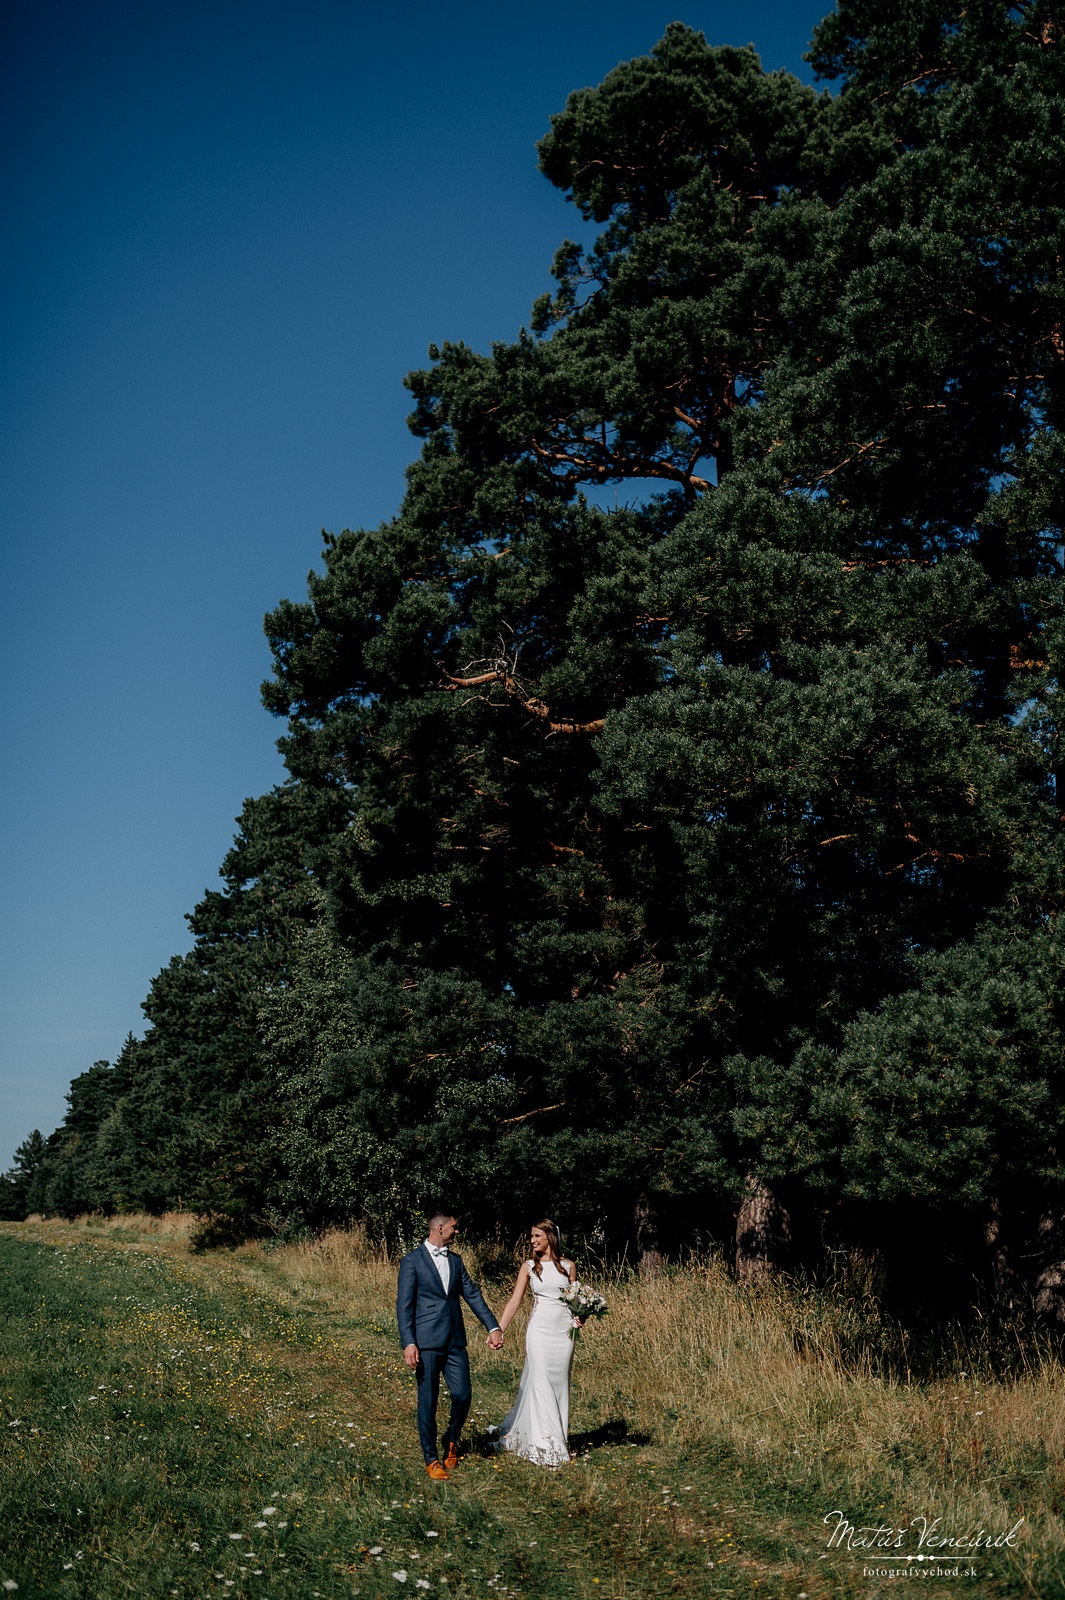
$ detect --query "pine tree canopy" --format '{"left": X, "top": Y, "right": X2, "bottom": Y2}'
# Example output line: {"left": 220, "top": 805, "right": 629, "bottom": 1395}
{"left": 24, "top": 6, "right": 1065, "bottom": 1296}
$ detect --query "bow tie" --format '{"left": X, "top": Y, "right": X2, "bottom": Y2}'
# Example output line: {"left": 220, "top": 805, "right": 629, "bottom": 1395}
{"left": 430, "top": 1246, "right": 449, "bottom": 1257}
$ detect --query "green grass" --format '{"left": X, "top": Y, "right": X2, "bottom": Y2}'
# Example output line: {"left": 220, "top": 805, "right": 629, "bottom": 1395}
{"left": 0, "top": 1220, "right": 1060, "bottom": 1599}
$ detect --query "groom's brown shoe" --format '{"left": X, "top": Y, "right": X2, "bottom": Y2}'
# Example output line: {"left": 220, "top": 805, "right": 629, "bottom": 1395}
{"left": 425, "top": 1460, "right": 449, "bottom": 1481}
{"left": 442, "top": 1442, "right": 460, "bottom": 1470}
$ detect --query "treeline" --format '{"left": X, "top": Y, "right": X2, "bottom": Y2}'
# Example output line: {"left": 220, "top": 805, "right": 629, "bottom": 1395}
{"left": 7, "top": 4, "right": 1065, "bottom": 1314}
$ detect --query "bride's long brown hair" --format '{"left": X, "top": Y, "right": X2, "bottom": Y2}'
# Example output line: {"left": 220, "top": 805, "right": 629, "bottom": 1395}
{"left": 529, "top": 1217, "right": 565, "bottom": 1279}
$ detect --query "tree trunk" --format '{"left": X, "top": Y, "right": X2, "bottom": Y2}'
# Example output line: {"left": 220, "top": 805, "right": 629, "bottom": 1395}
{"left": 735, "top": 1173, "right": 791, "bottom": 1286}
{"left": 984, "top": 1196, "right": 1019, "bottom": 1307}
{"left": 634, "top": 1193, "right": 663, "bottom": 1277}
{"left": 1034, "top": 1211, "right": 1065, "bottom": 1327}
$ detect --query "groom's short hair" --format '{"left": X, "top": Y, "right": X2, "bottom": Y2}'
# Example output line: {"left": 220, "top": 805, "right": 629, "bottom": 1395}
{"left": 427, "top": 1209, "right": 457, "bottom": 1229}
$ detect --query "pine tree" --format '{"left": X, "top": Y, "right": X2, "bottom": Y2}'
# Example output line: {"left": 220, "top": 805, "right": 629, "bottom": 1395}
{"left": 262, "top": 9, "right": 1065, "bottom": 1284}
{"left": 0, "top": 1130, "right": 46, "bottom": 1221}
{"left": 115, "top": 782, "right": 337, "bottom": 1230}
{"left": 27, "top": 1045, "right": 137, "bottom": 1217}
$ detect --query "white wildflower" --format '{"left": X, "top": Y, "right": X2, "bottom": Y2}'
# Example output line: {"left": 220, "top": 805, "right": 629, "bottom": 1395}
{"left": 229, "top": 1533, "right": 243, "bottom": 1540}
{"left": 393, "top": 1574, "right": 408, "bottom": 1585}
{"left": 261, "top": 1507, "right": 278, "bottom": 1515}
{"left": 370, "top": 1547, "right": 384, "bottom": 1555}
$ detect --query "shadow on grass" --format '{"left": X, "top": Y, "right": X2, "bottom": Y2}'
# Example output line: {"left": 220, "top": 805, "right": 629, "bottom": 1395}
{"left": 465, "top": 1417, "right": 651, "bottom": 1460}
{"left": 571, "top": 1417, "right": 652, "bottom": 1453}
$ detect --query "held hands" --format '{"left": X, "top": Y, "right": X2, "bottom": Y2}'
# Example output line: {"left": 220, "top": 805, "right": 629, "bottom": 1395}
{"left": 405, "top": 1334, "right": 501, "bottom": 1362}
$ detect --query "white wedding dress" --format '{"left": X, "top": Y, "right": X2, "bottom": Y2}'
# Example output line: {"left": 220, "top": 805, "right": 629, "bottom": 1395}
{"left": 493, "top": 1259, "right": 575, "bottom": 1467}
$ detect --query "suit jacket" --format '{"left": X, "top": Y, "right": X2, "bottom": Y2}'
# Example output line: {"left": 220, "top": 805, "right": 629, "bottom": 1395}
{"left": 396, "top": 1243, "right": 499, "bottom": 1351}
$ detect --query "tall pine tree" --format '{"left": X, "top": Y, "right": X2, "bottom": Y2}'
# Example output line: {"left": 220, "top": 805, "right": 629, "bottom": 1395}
{"left": 262, "top": 7, "right": 1065, "bottom": 1288}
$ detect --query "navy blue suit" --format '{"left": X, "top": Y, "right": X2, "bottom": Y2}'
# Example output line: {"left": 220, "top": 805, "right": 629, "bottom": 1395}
{"left": 397, "top": 1243, "right": 500, "bottom": 1464}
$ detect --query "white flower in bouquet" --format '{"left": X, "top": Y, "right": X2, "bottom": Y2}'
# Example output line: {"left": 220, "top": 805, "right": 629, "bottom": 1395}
{"left": 559, "top": 1281, "right": 609, "bottom": 1339}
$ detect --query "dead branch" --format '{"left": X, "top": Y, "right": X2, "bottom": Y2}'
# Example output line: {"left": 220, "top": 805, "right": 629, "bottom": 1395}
{"left": 498, "top": 1101, "right": 566, "bottom": 1127}
{"left": 439, "top": 658, "right": 605, "bottom": 735}
{"left": 527, "top": 434, "right": 711, "bottom": 493}
{"left": 815, "top": 436, "right": 885, "bottom": 482}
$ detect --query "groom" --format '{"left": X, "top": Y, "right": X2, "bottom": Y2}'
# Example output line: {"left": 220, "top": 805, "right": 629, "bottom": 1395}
{"left": 397, "top": 1210, "right": 503, "bottom": 1480}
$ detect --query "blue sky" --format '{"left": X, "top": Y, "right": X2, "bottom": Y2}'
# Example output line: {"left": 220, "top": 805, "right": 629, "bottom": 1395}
{"left": 0, "top": 0, "right": 830, "bottom": 1166}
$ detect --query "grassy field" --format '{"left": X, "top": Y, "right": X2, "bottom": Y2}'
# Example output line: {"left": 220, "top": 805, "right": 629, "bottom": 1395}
{"left": 0, "top": 1217, "right": 1062, "bottom": 1599}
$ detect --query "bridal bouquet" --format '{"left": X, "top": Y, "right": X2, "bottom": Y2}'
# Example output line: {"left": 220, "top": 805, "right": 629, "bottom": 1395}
{"left": 559, "top": 1281, "right": 609, "bottom": 1340}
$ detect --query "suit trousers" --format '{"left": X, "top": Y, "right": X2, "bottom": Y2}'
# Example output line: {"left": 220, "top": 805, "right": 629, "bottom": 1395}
{"left": 416, "top": 1342, "right": 472, "bottom": 1463}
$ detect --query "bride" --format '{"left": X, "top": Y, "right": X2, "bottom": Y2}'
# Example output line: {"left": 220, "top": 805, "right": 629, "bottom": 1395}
{"left": 491, "top": 1218, "right": 581, "bottom": 1467}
